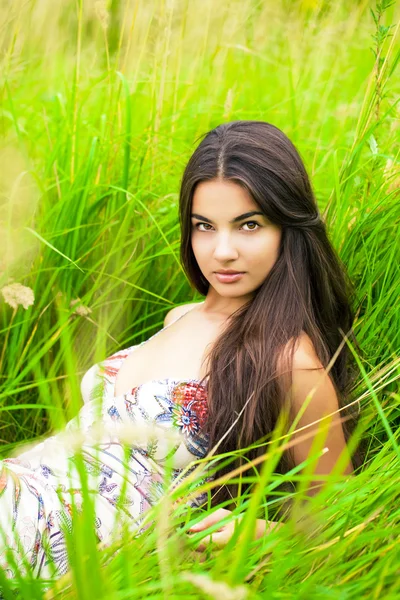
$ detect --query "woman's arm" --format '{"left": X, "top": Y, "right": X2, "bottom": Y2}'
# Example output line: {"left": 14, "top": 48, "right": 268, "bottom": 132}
{"left": 187, "top": 333, "right": 353, "bottom": 548}
{"left": 288, "top": 332, "right": 353, "bottom": 497}
{"left": 187, "top": 507, "right": 282, "bottom": 551}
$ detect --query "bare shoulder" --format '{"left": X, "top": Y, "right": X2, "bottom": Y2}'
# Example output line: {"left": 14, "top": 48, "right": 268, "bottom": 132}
{"left": 278, "top": 331, "right": 338, "bottom": 415}
{"left": 163, "top": 302, "right": 202, "bottom": 327}
{"left": 292, "top": 331, "right": 324, "bottom": 370}
{"left": 278, "top": 331, "right": 324, "bottom": 375}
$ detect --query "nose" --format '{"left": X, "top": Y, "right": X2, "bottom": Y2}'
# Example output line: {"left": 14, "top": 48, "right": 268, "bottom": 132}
{"left": 212, "top": 232, "right": 239, "bottom": 261}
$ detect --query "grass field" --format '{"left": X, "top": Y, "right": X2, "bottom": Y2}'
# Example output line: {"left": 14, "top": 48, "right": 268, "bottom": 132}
{"left": 0, "top": 0, "right": 399, "bottom": 597}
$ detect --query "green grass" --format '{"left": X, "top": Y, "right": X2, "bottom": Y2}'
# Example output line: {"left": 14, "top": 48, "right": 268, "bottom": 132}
{"left": 0, "top": 0, "right": 399, "bottom": 597}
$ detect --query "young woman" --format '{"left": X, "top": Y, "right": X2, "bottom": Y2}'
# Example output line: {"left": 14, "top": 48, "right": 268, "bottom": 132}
{"left": 0, "top": 120, "right": 361, "bottom": 579}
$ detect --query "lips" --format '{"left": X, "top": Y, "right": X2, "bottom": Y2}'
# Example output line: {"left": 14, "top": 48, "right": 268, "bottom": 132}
{"left": 215, "top": 271, "right": 244, "bottom": 274}
{"left": 214, "top": 272, "right": 245, "bottom": 283}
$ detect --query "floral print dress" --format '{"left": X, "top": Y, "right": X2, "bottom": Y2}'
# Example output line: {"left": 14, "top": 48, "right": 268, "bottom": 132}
{"left": 0, "top": 312, "right": 212, "bottom": 580}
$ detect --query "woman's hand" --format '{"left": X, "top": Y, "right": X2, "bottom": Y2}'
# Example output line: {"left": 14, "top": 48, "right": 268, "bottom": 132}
{"left": 186, "top": 507, "right": 272, "bottom": 551}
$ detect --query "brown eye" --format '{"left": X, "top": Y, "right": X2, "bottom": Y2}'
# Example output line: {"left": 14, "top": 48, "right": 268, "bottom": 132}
{"left": 193, "top": 221, "right": 261, "bottom": 232}
{"left": 195, "top": 223, "right": 213, "bottom": 231}
{"left": 242, "top": 221, "right": 260, "bottom": 231}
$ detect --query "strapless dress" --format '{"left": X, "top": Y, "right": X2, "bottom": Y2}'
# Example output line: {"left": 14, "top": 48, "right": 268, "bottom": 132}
{"left": 0, "top": 312, "right": 212, "bottom": 579}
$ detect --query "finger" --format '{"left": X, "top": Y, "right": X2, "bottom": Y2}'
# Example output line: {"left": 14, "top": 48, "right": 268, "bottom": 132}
{"left": 188, "top": 508, "right": 232, "bottom": 532}
{"left": 186, "top": 532, "right": 216, "bottom": 552}
{"left": 186, "top": 526, "right": 224, "bottom": 546}
{"left": 193, "top": 528, "right": 232, "bottom": 550}
{"left": 190, "top": 508, "right": 230, "bottom": 530}
{"left": 201, "top": 530, "right": 231, "bottom": 548}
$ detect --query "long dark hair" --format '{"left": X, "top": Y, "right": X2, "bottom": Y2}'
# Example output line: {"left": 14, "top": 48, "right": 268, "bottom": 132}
{"left": 179, "top": 120, "right": 362, "bottom": 510}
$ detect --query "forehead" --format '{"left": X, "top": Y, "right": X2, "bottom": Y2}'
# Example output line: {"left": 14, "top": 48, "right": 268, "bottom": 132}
{"left": 192, "top": 180, "right": 259, "bottom": 215}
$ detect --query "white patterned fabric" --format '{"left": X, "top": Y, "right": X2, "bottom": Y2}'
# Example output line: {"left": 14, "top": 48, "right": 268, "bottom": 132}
{"left": 0, "top": 315, "right": 212, "bottom": 579}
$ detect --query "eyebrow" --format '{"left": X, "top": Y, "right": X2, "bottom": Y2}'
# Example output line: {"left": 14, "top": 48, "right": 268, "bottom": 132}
{"left": 191, "top": 211, "right": 265, "bottom": 224}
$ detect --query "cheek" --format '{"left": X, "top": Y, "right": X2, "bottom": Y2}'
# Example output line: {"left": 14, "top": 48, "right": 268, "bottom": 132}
{"left": 248, "top": 233, "right": 281, "bottom": 266}
{"left": 190, "top": 234, "right": 208, "bottom": 259}
{"left": 191, "top": 230, "right": 282, "bottom": 264}
{"left": 249, "top": 237, "right": 273, "bottom": 253}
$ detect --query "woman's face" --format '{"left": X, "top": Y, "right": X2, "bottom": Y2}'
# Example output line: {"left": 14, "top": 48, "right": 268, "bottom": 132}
{"left": 191, "top": 179, "right": 282, "bottom": 303}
